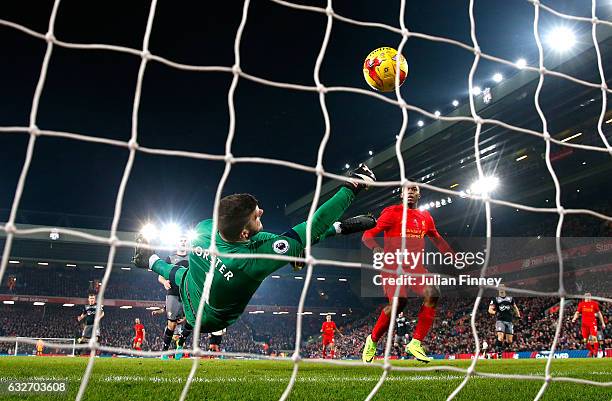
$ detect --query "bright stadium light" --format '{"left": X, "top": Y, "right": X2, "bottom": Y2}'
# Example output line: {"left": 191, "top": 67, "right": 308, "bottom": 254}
{"left": 452, "top": 100, "right": 459, "bottom": 107}
{"left": 546, "top": 27, "right": 576, "bottom": 52}
{"left": 62, "top": 303, "right": 75, "bottom": 307}
{"left": 120, "top": 305, "right": 133, "bottom": 309}
{"left": 140, "top": 223, "right": 158, "bottom": 241}
{"left": 516, "top": 58, "right": 527, "bottom": 69}
{"left": 316, "top": 277, "right": 326, "bottom": 281}
{"left": 368, "top": 150, "right": 373, "bottom": 156}
{"left": 160, "top": 222, "right": 181, "bottom": 245}
{"left": 560, "top": 132, "right": 582, "bottom": 142}
{"left": 434, "top": 110, "right": 441, "bottom": 117}
{"left": 492, "top": 73, "right": 503, "bottom": 83}
{"left": 294, "top": 276, "right": 304, "bottom": 280}
{"left": 344, "top": 163, "right": 350, "bottom": 169}
{"left": 186, "top": 228, "right": 198, "bottom": 242}
{"left": 469, "top": 176, "right": 500, "bottom": 195}
{"left": 8, "top": 260, "right": 19, "bottom": 264}
{"left": 516, "top": 155, "right": 528, "bottom": 161}
{"left": 3, "top": 301, "right": 15, "bottom": 305}
{"left": 417, "top": 120, "right": 424, "bottom": 127}
{"left": 37, "top": 262, "right": 48, "bottom": 266}
{"left": 121, "top": 267, "right": 131, "bottom": 271}
{"left": 33, "top": 302, "right": 45, "bottom": 306}
{"left": 471, "top": 86, "right": 482, "bottom": 96}
{"left": 94, "top": 265, "right": 104, "bottom": 269}
{"left": 271, "top": 275, "right": 280, "bottom": 279}
{"left": 338, "top": 278, "right": 347, "bottom": 282}
{"left": 66, "top": 263, "right": 77, "bottom": 267}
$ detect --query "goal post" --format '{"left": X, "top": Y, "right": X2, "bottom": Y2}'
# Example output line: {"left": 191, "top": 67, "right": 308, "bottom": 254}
{"left": 14, "top": 337, "right": 76, "bottom": 357}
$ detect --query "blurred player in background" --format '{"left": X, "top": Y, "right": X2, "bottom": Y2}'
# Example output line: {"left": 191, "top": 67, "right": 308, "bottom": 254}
{"left": 36, "top": 338, "right": 44, "bottom": 356}
{"left": 394, "top": 311, "right": 409, "bottom": 347}
{"left": 208, "top": 328, "right": 226, "bottom": 354}
{"left": 132, "top": 318, "right": 146, "bottom": 351}
{"left": 572, "top": 292, "right": 606, "bottom": 357}
{"left": 488, "top": 285, "right": 521, "bottom": 358}
{"left": 321, "top": 314, "right": 342, "bottom": 359}
{"left": 133, "top": 165, "right": 376, "bottom": 339}
{"left": 77, "top": 294, "right": 104, "bottom": 354}
{"left": 361, "top": 185, "right": 453, "bottom": 363}
{"left": 154, "top": 237, "right": 190, "bottom": 360}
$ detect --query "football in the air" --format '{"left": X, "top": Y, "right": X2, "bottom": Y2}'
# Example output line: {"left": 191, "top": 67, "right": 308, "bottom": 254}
{"left": 362, "top": 47, "right": 408, "bottom": 92}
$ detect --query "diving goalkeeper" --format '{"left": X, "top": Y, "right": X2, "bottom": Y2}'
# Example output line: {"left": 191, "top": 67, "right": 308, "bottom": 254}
{"left": 133, "top": 164, "right": 376, "bottom": 333}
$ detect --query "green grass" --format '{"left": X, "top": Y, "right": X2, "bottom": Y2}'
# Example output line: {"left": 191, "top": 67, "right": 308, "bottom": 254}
{"left": 0, "top": 357, "right": 610, "bottom": 400}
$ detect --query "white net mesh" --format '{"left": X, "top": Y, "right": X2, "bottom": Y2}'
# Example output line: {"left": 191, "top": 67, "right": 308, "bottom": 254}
{"left": 1, "top": 0, "right": 612, "bottom": 400}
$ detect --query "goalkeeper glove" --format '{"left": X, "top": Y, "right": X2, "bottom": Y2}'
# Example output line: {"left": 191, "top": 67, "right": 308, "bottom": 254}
{"left": 343, "top": 163, "right": 376, "bottom": 194}
{"left": 132, "top": 234, "right": 155, "bottom": 269}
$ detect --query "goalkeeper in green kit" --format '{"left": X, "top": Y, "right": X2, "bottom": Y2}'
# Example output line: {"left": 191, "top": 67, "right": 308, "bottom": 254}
{"left": 133, "top": 164, "right": 376, "bottom": 350}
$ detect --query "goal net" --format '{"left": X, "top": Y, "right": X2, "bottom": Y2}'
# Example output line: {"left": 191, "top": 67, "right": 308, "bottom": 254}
{"left": 14, "top": 337, "right": 76, "bottom": 357}
{"left": 0, "top": 0, "right": 611, "bottom": 401}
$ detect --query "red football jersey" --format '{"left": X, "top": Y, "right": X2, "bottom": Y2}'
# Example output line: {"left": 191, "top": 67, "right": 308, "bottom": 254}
{"left": 134, "top": 323, "right": 145, "bottom": 337}
{"left": 577, "top": 300, "right": 600, "bottom": 326}
{"left": 321, "top": 321, "right": 337, "bottom": 337}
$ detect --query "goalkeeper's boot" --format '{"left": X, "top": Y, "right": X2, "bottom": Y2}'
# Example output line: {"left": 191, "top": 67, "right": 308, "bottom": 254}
{"left": 175, "top": 346, "right": 184, "bottom": 361}
{"left": 337, "top": 214, "right": 376, "bottom": 235}
{"left": 132, "top": 234, "right": 154, "bottom": 269}
{"left": 344, "top": 163, "right": 376, "bottom": 194}
{"left": 362, "top": 335, "right": 377, "bottom": 363}
{"left": 406, "top": 339, "right": 432, "bottom": 363}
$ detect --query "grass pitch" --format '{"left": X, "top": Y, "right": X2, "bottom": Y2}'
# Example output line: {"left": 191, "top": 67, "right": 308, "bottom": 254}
{"left": 0, "top": 357, "right": 610, "bottom": 401}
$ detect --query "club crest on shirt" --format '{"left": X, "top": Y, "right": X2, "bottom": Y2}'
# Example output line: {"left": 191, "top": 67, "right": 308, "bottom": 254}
{"left": 273, "top": 239, "right": 289, "bottom": 254}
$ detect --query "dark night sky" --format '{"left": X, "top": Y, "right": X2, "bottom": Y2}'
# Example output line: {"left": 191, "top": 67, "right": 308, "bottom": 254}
{"left": 0, "top": 0, "right": 608, "bottom": 232}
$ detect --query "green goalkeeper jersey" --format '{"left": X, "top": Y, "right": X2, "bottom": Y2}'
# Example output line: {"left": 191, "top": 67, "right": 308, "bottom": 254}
{"left": 151, "top": 186, "right": 355, "bottom": 331}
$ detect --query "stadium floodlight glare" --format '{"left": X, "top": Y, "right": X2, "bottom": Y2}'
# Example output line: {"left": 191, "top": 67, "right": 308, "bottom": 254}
{"left": 516, "top": 155, "right": 528, "bottom": 161}
{"left": 452, "top": 100, "right": 459, "bottom": 107}
{"left": 160, "top": 222, "right": 182, "bottom": 245}
{"left": 33, "top": 302, "right": 45, "bottom": 306}
{"left": 492, "top": 73, "right": 503, "bottom": 83}
{"left": 450, "top": 183, "right": 459, "bottom": 189}
{"left": 417, "top": 120, "right": 424, "bottom": 127}
{"left": 316, "top": 277, "right": 326, "bottom": 281}
{"left": 37, "top": 262, "right": 48, "bottom": 266}
{"left": 66, "top": 263, "right": 77, "bottom": 267}
{"left": 368, "top": 150, "right": 373, "bottom": 156}
{"left": 3, "top": 300, "right": 15, "bottom": 305}
{"left": 146, "top": 306, "right": 160, "bottom": 310}
{"left": 434, "top": 110, "right": 441, "bottom": 117}
{"left": 8, "top": 260, "right": 19, "bottom": 264}
{"left": 140, "top": 222, "right": 159, "bottom": 241}
{"left": 271, "top": 275, "right": 280, "bottom": 279}
{"left": 546, "top": 27, "right": 576, "bottom": 52}
{"left": 516, "top": 58, "right": 527, "bottom": 69}
{"left": 344, "top": 163, "right": 350, "bottom": 169}
{"left": 338, "top": 278, "right": 347, "bottom": 282}
{"left": 121, "top": 267, "right": 131, "bottom": 271}
{"left": 62, "top": 303, "right": 75, "bottom": 307}
{"left": 120, "top": 305, "right": 133, "bottom": 309}
{"left": 186, "top": 228, "right": 198, "bottom": 242}
{"left": 302, "top": 311, "right": 313, "bottom": 315}
{"left": 560, "top": 132, "right": 582, "bottom": 142}
{"left": 470, "top": 176, "right": 500, "bottom": 195}
{"left": 294, "top": 276, "right": 304, "bottom": 280}
{"left": 342, "top": 313, "right": 348, "bottom": 317}
{"left": 94, "top": 265, "right": 104, "bottom": 269}
{"left": 471, "top": 86, "right": 482, "bottom": 96}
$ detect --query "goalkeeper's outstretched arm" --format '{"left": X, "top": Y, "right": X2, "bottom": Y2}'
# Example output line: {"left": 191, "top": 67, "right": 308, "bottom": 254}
{"left": 247, "top": 164, "right": 376, "bottom": 280}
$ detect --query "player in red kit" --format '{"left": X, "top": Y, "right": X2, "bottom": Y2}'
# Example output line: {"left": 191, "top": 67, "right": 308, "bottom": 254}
{"left": 572, "top": 293, "right": 606, "bottom": 357}
{"left": 320, "top": 314, "right": 342, "bottom": 359}
{"left": 361, "top": 185, "right": 453, "bottom": 363}
{"left": 132, "top": 318, "right": 146, "bottom": 351}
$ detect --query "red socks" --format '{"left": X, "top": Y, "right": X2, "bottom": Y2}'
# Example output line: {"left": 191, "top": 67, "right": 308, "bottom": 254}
{"left": 371, "top": 309, "right": 391, "bottom": 342}
{"left": 331, "top": 349, "right": 335, "bottom": 359}
{"left": 412, "top": 305, "right": 436, "bottom": 341}
{"left": 593, "top": 342, "right": 599, "bottom": 356}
